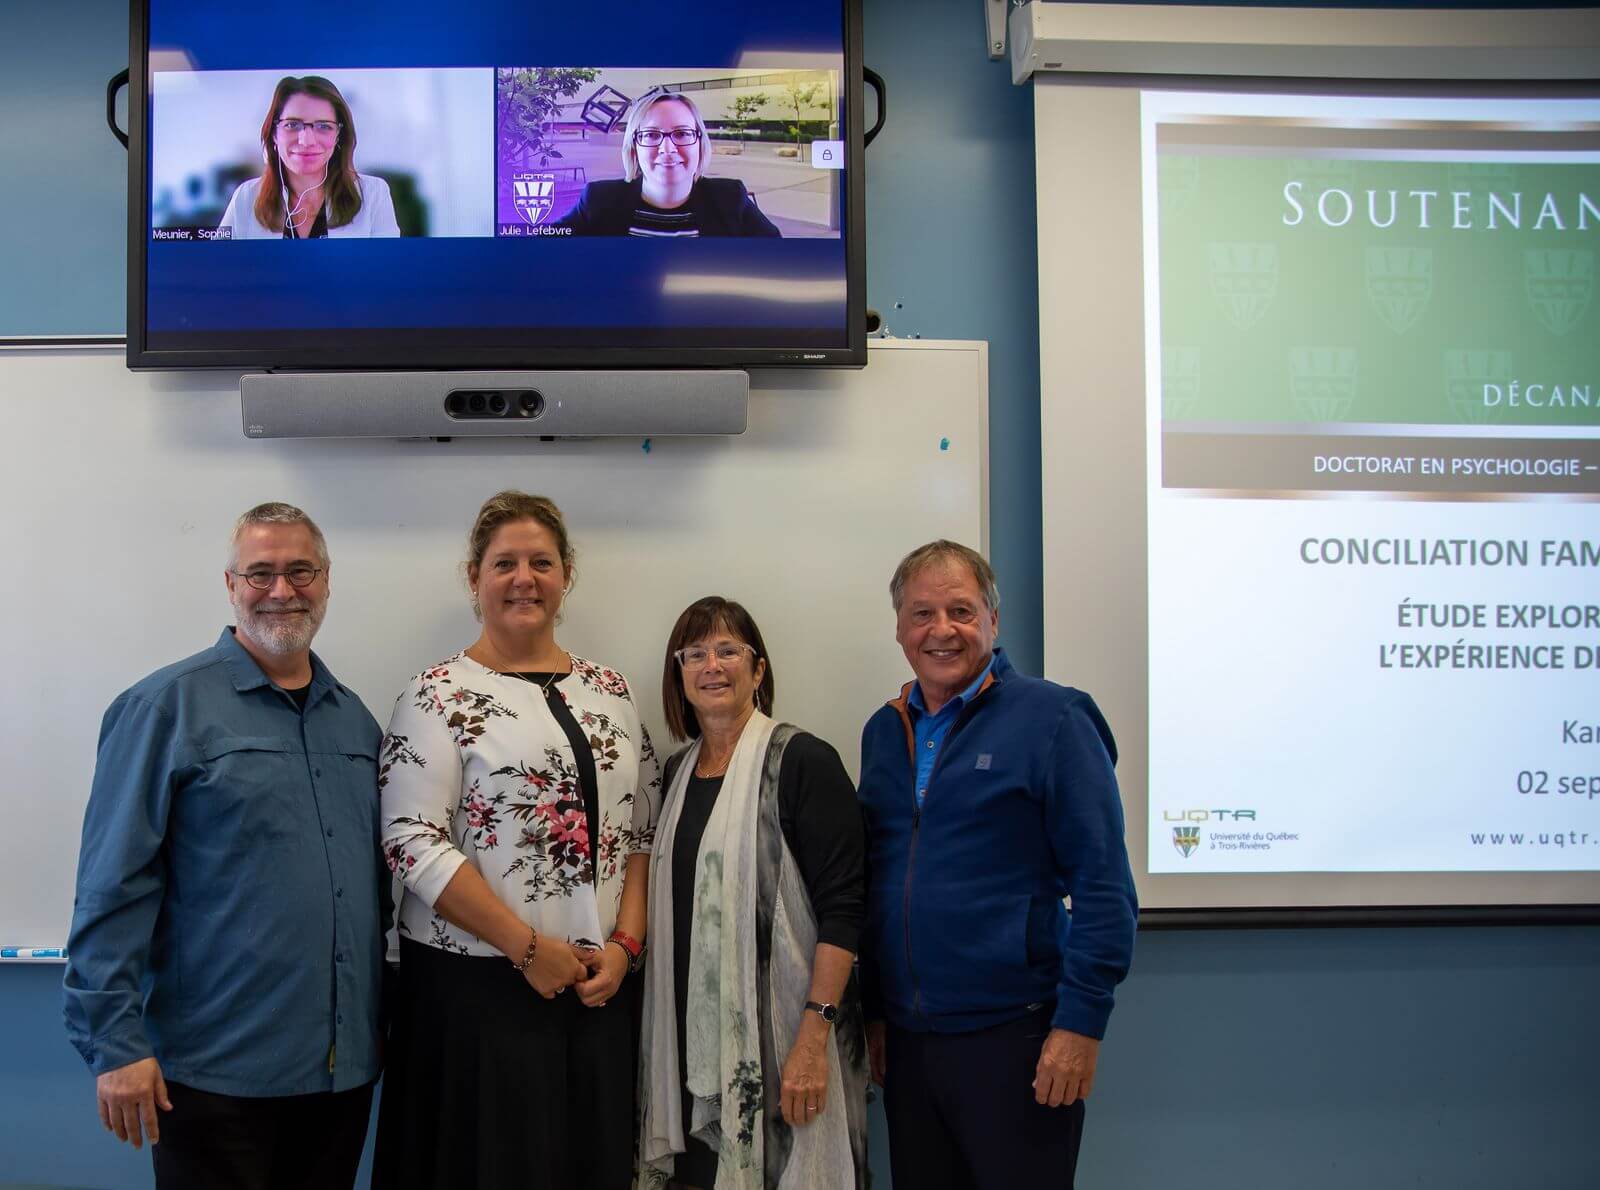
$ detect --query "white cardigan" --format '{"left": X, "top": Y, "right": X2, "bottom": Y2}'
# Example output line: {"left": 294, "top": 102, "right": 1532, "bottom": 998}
{"left": 218, "top": 172, "right": 401, "bottom": 238}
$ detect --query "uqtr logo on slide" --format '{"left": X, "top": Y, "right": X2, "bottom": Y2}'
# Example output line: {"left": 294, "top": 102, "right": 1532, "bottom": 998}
{"left": 513, "top": 172, "right": 557, "bottom": 226}
{"left": 1172, "top": 826, "right": 1201, "bottom": 858}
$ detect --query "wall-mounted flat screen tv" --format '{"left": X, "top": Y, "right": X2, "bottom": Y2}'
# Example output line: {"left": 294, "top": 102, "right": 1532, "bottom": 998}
{"left": 128, "top": 0, "right": 865, "bottom": 370}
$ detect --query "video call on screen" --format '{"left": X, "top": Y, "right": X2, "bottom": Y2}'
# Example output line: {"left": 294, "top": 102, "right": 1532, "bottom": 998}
{"left": 140, "top": 1, "right": 854, "bottom": 349}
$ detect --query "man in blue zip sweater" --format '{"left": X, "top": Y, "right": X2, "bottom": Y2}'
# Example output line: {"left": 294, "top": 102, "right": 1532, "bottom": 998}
{"left": 858, "top": 540, "right": 1137, "bottom": 1189}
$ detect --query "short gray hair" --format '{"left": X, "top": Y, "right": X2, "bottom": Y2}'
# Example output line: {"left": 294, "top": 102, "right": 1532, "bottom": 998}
{"left": 229, "top": 502, "right": 329, "bottom": 569}
{"left": 890, "top": 540, "right": 1000, "bottom": 613}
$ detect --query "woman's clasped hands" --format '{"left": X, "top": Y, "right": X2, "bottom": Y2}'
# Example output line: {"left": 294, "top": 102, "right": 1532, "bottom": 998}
{"left": 517, "top": 930, "right": 627, "bottom": 1006}
{"left": 518, "top": 931, "right": 587, "bottom": 999}
{"left": 573, "top": 940, "right": 629, "bottom": 1008}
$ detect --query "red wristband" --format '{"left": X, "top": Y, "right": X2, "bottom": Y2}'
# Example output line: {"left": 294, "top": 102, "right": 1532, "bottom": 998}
{"left": 608, "top": 929, "right": 644, "bottom": 971}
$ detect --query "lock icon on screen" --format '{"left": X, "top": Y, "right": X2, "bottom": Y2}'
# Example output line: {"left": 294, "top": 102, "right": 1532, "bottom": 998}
{"left": 822, "top": 148, "right": 833, "bottom": 161}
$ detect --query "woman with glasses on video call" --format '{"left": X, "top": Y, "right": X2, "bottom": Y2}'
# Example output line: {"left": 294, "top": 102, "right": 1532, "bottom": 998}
{"left": 557, "top": 89, "right": 782, "bottom": 237}
{"left": 219, "top": 75, "right": 400, "bottom": 239}
{"left": 637, "top": 596, "right": 868, "bottom": 1189}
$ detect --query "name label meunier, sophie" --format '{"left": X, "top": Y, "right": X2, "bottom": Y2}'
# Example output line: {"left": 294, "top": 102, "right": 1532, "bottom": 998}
{"left": 1282, "top": 183, "right": 1599, "bottom": 231}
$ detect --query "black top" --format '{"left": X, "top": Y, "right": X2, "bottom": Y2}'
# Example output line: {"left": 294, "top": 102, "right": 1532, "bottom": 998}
{"left": 514, "top": 672, "right": 601, "bottom": 884}
{"left": 556, "top": 177, "right": 783, "bottom": 238}
{"left": 670, "top": 730, "right": 864, "bottom": 1183}
{"left": 282, "top": 682, "right": 311, "bottom": 711}
{"left": 283, "top": 205, "right": 329, "bottom": 239}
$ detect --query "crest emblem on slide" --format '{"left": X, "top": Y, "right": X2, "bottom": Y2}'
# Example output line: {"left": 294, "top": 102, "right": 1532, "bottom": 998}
{"left": 512, "top": 172, "right": 557, "bottom": 226}
{"left": 1524, "top": 249, "right": 1593, "bottom": 336}
{"left": 1444, "top": 349, "right": 1513, "bottom": 426}
{"left": 1158, "top": 155, "right": 1200, "bottom": 221}
{"left": 1289, "top": 346, "right": 1359, "bottom": 422}
{"left": 1162, "top": 346, "right": 1202, "bottom": 421}
{"left": 1207, "top": 242, "right": 1278, "bottom": 329}
{"left": 1365, "top": 246, "right": 1433, "bottom": 335}
{"left": 1172, "top": 826, "right": 1201, "bottom": 858}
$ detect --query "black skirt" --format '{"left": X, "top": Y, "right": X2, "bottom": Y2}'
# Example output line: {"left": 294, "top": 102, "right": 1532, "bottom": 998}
{"left": 372, "top": 937, "right": 639, "bottom": 1190}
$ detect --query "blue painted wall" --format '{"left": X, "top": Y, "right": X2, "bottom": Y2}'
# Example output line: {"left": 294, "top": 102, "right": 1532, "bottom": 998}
{"left": 3, "top": 2, "right": 1596, "bottom": 1187}
{"left": 0, "top": 2, "right": 127, "bottom": 339}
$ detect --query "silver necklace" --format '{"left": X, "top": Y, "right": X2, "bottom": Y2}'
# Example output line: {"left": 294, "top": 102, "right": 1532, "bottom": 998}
{"left": 695, "top": 748, "right": 734, "bottom": 778}
{"left": 511, "top": 669, "right": 561, "bottom": 697}
{"left": 480, "top": 642, "right": 568, "bottom": 696}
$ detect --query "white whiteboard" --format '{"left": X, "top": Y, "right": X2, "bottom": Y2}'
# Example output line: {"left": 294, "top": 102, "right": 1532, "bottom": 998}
{"left": 0, "top": 339, "right": 987, "bottom": 950}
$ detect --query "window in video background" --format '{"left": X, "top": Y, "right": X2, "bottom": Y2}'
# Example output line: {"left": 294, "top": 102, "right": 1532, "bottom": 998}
{"left": 150, "top": 68, "right": 494, "bottom": 239}
{"left": 494, "top": 67, "right": 844, "bottom": 239}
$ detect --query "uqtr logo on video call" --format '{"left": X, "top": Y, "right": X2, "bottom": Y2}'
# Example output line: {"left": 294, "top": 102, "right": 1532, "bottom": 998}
{"left": 513, "top": 172, "right": 557, "bottom": 226}
{"left": 1172, "top": 826, "right": 1201, "bottom": 858}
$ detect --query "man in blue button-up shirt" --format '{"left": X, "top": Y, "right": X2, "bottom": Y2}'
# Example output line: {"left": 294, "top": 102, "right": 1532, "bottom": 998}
{"left": 63, "top": 503, "right": 388, "bottom": 1190}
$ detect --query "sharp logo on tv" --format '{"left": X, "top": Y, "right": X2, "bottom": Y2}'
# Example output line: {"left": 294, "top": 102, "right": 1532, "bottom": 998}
{"left": 512, "top": 172, "right": 557, "bottom": 226}
{"left": 1172, "top": 826, "right": 1201, "bottom": 858}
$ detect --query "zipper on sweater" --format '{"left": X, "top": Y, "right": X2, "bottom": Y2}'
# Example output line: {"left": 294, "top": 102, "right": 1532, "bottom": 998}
{"left": 899, "top": 678, "right": 996, "bottom": 1026}
{"left": 904, "top": 804, "right": 923, "bottom": 1019}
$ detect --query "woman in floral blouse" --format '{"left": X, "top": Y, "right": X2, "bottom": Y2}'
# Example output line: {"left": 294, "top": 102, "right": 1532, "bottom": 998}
{"left": 373, "top": 491, "right": 660, "bottom": 1190}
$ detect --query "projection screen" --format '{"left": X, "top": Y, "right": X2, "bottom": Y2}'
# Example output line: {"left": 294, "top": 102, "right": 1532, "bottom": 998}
{"left": 1038, "top": 75, "right": 1600, "bottom": 921}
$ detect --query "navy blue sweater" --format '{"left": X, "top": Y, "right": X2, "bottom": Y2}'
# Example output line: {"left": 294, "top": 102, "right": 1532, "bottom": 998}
{"left": 857, "top": 648, "right": 1137, "bottom": 1038}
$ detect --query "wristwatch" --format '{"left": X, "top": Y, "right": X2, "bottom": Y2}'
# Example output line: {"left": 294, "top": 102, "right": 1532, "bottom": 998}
{"left": 804, "top": 1000, "right": 839, "bottom": 1024}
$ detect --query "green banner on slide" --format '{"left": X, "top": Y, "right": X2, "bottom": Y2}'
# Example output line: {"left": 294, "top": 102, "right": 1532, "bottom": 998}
{"left": 1157, "top": 154, "right": 1599, "bottom": 428}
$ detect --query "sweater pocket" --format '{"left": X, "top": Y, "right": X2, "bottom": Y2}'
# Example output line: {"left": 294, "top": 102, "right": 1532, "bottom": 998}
{"left": 914, "top": 891, "right": 1038, "bottom": 1019}
{"left": 1024, "top": 894, "right": 1067, "bottom": 977}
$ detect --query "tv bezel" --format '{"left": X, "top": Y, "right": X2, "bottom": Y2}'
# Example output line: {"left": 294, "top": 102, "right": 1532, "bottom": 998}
{"left": 125, "top": 0, "right": 868, "bottom": 371}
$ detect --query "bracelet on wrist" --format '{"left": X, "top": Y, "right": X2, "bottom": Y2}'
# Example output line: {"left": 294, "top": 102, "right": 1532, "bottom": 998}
{"left": 607, "top": 929, "right": 645, "bottom": 973}
{"left": 510, "top": 929, "right": 538, "bottom": 973}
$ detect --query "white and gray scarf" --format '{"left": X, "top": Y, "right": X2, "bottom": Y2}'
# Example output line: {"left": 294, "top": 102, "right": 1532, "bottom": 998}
{"left": 638, "top": 713, "right": 867, "bottom": 1189}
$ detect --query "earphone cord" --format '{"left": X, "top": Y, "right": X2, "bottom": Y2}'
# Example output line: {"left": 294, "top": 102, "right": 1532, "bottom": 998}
{"left": 282, "top": 164, "right": 330, "bottom": 232}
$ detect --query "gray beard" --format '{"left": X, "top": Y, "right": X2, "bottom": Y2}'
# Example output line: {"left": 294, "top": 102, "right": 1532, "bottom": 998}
{"left": 233, "top": 599, "right": 325, "bottom": 656}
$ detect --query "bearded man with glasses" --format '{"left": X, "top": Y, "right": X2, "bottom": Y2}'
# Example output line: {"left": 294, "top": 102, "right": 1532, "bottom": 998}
{"left": 64, "top": 502, "right": 388, "bottom": 1190}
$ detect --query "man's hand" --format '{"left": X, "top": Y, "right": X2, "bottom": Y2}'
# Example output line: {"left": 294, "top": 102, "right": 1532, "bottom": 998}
{"left": 865, "top": 1020, "right": 887, "bottom": 1087}
{"left": 96, "top": 1056, "right": 172, "bottom": 1148}
{"left": 1033, "top": 1029, "right": 1098, "bottom": 1107}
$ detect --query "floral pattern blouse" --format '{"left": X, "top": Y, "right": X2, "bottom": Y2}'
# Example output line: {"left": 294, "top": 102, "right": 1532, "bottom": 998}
{"left": 380, "top": 652, "right": 661, "bottom": 955}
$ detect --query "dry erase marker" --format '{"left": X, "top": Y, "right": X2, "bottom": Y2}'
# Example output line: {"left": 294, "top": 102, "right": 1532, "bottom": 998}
{"left": 1, "top": 948, "right": 64, "bottom": 958}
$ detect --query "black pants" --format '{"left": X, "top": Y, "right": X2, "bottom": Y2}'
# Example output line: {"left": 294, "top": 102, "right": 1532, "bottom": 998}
{"left": 151, "top": 1079, "right": 374, "bottom": 1190}
{"left": 884, "top": 1009, "right": 1087, "bottom": 1190}
{"left": 372, "top": 937, "right": 638, "bottom": 1190}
